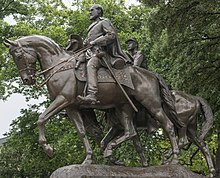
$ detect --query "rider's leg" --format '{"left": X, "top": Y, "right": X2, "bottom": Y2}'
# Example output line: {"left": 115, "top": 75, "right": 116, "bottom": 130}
{"left": 77, "top": 56, "right": 101, "bottom": 103}
{"left": 87, "top": 56, "right": 101, "bottom": 98}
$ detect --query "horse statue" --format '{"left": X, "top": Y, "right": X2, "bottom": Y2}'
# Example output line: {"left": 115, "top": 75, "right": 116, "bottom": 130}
{"left": 4, "top": 35, "right": 184, "bottom": 165}
{"left": 101, "top": 90, "right": 215, "bottom": 177}
{"left": 163, "top": 91, "right": 215, "bottom": 177}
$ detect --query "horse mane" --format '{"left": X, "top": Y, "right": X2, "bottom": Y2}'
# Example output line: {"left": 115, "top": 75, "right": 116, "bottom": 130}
{"left": 153, "top": 72, "right": 185, "bottom": 128}
{"left": 17, "top": 35, "right": 64, "bottom": 55}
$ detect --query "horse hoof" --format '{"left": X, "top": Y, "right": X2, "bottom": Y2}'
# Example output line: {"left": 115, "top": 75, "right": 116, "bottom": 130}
{"left": 170, "top": 158, "right": 179, "bottom": 165}
{"left": 142, "top": 162, "right": 149, "bottom": 167}
{"left": 108, "top": 155, "right": 125, "bottom": 166}
{"left": 112, "top": 159, "right": 125, "bottom": 166}
{"left": 209, "top": 168, "right": 215, "bottom": 178}
{"left": 161, "top": 158, "right": 169, "bottom": 165}
{"left": 104, "top": 148, "right": 112, "bottom": 158}
{"left": 43, "top": 144, "right": 53, "bottom": 157}
{"left": 209, "top": 174, "right": 214, "bottom": 178}
{"left": 82, "top": 159, "right": 92, "bottom": 165}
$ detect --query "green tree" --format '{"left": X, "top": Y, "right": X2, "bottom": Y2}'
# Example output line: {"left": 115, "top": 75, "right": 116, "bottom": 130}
{"left": 0, "top": 0, "right": 30, "bottom": 19}
{"left": 0, "top": 104, "right": 100, "bottom": 177}
{"left": 140, "top": 0, "right": 220, "bottom": 176}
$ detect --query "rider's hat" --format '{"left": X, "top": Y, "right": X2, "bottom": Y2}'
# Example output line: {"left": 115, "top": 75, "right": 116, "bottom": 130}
{"left": 125, "top": 38, "right": 138, "bottom": 44}
{"left": 66, "top": 34, "right": 83, "bottom": 52}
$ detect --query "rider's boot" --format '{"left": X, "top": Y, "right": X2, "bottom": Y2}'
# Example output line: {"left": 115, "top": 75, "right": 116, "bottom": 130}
{"left": 77, "top": 92, "right": 99, "bottom": 104}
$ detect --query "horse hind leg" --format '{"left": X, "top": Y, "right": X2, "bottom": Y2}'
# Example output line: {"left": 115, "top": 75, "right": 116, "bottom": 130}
{"left": 101, "top": 127, "right": 126, "bottom": 166}
{"left": 37, "top": 95, "right": 69, "bottom": 157}
{"left": 66, "top": 107, "right": 93, "bottom": 165}
{"left": 162, "top": 127, "right": 189, "bottom": 164}
{"left": 187, "top": 128, "right": 215, "bottom": 177}
{"left": 104, "top": 104, "right": 137, "bottom": 158}
{"left": 140, "top": 99, "right": 180, "bottom": 164}
{"left": 163, "top": 113, "right": 197, "bottom": 163}
{"left": 100, "top": 127, "right": 122, "bottom": 152}
{"left": 132, "top": 133, "right": 148, "bottom": 167}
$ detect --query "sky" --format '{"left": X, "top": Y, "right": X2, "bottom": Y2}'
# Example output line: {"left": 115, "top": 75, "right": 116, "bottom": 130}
{"left": 0, "top": 95, "right": 24, "bottom": 137}
{"left": 0, "top": 94, "right": 45, "bottom": 137}
{"left": 0, "top": 0, "right": 138, "bottom": 138}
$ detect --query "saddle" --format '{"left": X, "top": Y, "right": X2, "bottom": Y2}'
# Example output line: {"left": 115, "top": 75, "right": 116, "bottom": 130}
{"left": 75, "top": 63, "right": 134, "bottom": 90}
{"left": 65, "top": 34, "right": 134, "bottom": 89}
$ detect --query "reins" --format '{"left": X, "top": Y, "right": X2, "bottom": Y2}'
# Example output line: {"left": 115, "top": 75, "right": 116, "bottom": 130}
{"left": 36, "top": 45, "right": 92, "bottom": 88}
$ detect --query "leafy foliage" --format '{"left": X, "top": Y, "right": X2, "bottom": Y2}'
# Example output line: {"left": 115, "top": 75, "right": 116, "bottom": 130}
{"left": 143, "top": 0, "right": 220, "bottom": 110}
{"left": 140, "top": 0, "right": 220, "bottom": 175}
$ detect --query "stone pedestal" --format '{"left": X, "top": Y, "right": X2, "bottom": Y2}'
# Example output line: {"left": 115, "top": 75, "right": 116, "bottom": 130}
{"left": 50, "top": 164, "right": 206, "bottom": 178}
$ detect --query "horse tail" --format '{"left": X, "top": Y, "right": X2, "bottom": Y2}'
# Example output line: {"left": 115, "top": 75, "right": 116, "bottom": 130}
{"left": 196, "top": 96, "right": 214, "bottom": 141}
{"left": 154, "top": 73, "right": 185, "bottom": 128}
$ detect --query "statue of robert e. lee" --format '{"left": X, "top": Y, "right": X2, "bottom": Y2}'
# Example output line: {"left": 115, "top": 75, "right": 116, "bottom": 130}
{"left": 75, "top": 4, "right": 132, "bottom": 104}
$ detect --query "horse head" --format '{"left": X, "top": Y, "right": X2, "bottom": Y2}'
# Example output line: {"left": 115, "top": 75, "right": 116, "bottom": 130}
{"left": 4, "top": 35, "right": 69, "bottom": 86}
{"left": 4, "top": 38, "right": 38, "bottom": 85}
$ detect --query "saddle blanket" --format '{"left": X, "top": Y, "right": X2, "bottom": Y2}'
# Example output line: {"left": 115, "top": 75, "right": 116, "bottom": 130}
{"left": 75, "top": 63, "right": 134, "bottom": 90}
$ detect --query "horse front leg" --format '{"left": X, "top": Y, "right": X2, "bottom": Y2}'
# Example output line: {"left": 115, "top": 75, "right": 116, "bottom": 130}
{"left": 149, "top": 108, "right": 180, "bottom": 164}
{"left": 37, "top": 95, "right": 69, "bottom": 157}
{"left": 162, "top": 127, "right": 189, "bottom": 164}
{"left": 66, "top": 108, "right": 93, "bottom": 165}
{"left": 100, "top": 127, "right": 126, "bottom": 166}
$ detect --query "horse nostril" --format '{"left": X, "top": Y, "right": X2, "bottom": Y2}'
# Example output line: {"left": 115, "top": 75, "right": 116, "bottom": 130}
{"left": 23, "top": 78, "right": 29, "bottom": 84}
{"left": 31, "top": 75, "right": 36, "bottom": 80}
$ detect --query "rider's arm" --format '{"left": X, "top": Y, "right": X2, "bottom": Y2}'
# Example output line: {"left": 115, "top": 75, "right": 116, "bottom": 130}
{"left": 133, "top": 51, "right": 144, "bottom": 67}
{"left": 92, "top": 19, "right": 116, "bottom": 46}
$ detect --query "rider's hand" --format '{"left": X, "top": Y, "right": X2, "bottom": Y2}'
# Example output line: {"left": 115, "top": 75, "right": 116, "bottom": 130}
{"left": 89, "top": 41, "right": 95, "bottom": 46}
{"left": 94, "top": 48, "right": 105, "bottom": 58}
{"left": 126, "top": 59, "right": 133, "bottom": 64}
{"left": 75, "top": 61, "right": 81, "bottom": 69}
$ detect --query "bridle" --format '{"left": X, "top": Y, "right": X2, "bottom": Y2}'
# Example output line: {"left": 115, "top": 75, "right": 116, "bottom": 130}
{"left": 11, "top": 41, "right": 37, "bottom": 81}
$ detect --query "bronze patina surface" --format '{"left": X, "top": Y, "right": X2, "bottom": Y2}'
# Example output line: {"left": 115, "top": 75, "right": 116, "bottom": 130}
{"left": 4, "top": 34, "right": 183, "bottom": 166}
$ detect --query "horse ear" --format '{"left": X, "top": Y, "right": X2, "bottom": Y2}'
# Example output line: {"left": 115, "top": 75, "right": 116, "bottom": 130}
{"left": 3, "top": 40, "right": 10, "bottom": 48}
{"left": 4, "top": 39, "right": 18, "bottom": 48}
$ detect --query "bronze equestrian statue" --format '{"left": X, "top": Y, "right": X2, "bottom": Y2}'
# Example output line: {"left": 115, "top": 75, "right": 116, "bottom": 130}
{"left": 4, "top": 33, "right": 184, "bottom": 165}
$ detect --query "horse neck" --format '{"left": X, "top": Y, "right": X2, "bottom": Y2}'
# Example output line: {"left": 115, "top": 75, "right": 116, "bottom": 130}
{"left": 36, "top": 46, "right": 69, "bottom": 71}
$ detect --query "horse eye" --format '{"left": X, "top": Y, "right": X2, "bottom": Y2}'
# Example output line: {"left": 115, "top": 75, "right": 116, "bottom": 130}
{"left": 16, "top": 53, "right": 22, "bottom": 59}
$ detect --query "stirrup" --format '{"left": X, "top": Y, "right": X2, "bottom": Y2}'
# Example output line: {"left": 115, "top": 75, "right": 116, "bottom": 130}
{"left": 77, "top": 95, "right": 100, "bottom": 104}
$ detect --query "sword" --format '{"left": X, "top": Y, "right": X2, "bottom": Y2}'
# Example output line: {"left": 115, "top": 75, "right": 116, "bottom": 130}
{"left": 102, "top": 57, "right": 138, "bottom": 112}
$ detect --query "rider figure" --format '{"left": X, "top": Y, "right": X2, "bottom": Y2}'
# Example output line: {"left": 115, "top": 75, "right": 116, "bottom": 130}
{"left": 125, "top": 38, "right": 156, "bottom": 131}
{"left": 77, "top": 4, "right": 131, "bottom": 104}
{"left": 125, "top": 38, "right": 148, "bottom": 69}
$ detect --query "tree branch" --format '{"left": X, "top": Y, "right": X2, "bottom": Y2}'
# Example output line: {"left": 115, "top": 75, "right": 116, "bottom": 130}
{"left": 2, "top": 0, "right": 15, "bottom": 12}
